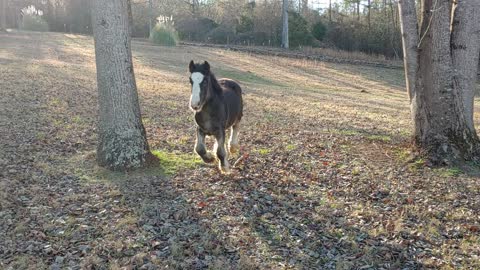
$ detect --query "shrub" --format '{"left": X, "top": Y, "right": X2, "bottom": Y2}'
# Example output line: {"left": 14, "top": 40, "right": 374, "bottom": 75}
{"left": 22, "top": 15, "right": 49, "bottom": 32}
{"left": 175, "top": 17, "right": 218, "bottom": 42}
{"left": 150, "top": 23, "right": 178, "bottom": 46}
{"left": 288, "top": 12, "right": 314, "bottom": 47}
{"left": 236, "top": 15, "right": 254, "bottom": 34}
{"left": 312, "top": 21, "right": 327, "bottom": 41}
{"left": 234, "top": 31, "right": 269, "bottom": 46}
{"left": 205, "top": 26, "right": 235, "bottom": 44}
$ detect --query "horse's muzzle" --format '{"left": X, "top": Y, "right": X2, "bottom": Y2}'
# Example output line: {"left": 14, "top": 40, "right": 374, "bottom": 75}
{"left": 190, "top": 104, "right": 201, "bottom": 111}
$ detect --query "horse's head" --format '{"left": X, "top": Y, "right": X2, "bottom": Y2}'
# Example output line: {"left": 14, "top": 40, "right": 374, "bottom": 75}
{"left": 188, "top": 60, "right": 211, "bottom": 112}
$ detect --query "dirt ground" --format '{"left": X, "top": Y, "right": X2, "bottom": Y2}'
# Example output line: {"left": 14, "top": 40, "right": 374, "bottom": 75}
{"left": 1, "top": 31, "right": 479, "bottom": 269}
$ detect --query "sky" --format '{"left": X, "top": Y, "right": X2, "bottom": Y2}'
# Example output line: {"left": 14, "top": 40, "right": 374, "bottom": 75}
{"left": 310, "top": 0, "right": 342, "bottom": 11}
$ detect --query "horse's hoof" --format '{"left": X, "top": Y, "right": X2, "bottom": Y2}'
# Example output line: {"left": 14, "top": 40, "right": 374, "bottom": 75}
{"left": 229, "top": 144, "right": 240, "bottom": 155}
{"left": 220, "top": 165, "right": 231, "bottom": 174}
{"left": 202, "top": 152, "right": 216, "bottom": 163}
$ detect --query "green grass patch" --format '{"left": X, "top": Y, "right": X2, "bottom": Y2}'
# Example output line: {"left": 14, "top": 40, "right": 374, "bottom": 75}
{"left": 152, "top": 150, "right": 202, "bottom": 176}
{"left": 394, "top": 148, "right": 412, "bottom": 163}
{"left": 286, "top": 144, "right": 296, "bottom": 151}
{"left": 216, "top": 69, "right": 282, "bottom": 86}
{"left": 256, "top": 148, "right": 271, "bottom": 155}
{"left": 366, "top": 134, "right": 391, "bottom": 142}
{"left": 435, "top": 167, "right": 462, "bottom": 177}
{"left": 407, "top": 158, "right": 425, "bottom": 172}
{"left": 331, "top": 129, "right": 360, "bottom": 136}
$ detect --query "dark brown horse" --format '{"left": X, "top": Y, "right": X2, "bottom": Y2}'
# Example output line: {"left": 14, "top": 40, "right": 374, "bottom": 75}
{"left": 188, "top": 60, "right": 243, "bottom": 173}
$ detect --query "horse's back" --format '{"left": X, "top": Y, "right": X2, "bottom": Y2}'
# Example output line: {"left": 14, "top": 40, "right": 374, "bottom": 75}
{"left": 218, "top": 79, "right": 242, "bottom": 97}
{"left": 218, "top": 78, "right": 243, "bottom": 126}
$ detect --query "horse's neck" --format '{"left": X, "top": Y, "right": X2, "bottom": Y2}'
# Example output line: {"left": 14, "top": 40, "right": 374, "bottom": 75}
{"left": 208, "top": 74, "right": 223, "bottom": 97}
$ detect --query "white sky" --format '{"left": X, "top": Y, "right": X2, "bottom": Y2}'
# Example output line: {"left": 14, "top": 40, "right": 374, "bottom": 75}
{"left": 310, "top": 0, "right": 342, "bottom": 10}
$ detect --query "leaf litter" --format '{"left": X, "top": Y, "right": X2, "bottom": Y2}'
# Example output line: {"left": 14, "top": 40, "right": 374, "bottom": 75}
{"left": 1, "top": 32, "right": 479, "bottom": 269}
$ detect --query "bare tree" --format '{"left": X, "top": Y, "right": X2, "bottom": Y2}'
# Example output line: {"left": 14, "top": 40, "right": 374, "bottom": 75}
{"left": 282, "top": 0, "right": 288, "bottom": 48}
{"left": 91, "top": 0, "right": 154, "bottom": 171}
{"left": 398, "top": 0, "right": 480, "bottom": 164}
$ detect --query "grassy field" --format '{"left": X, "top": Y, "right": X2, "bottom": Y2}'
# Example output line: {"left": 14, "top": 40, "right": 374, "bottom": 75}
{"left": 1, "top": 31, "right": 479, "bottom": 269}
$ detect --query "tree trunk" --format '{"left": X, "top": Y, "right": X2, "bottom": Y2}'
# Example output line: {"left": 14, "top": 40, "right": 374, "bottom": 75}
{"left": 91, "top": 0, "right": 153, "bottom": 171}
{"left": 451, "top": 0, "right": 480, "bottom": 131}
{"left": 399, "top": 0, "right": 480, "bottom": 165}
{"left": 281, "top": 0, "right": 289, "bottom": 49}
{"left": 127, "top": 0, "right": 133, "bottom": 37}
{"left": 1, "top": 0, "right": 6, "bottom": 31}
{"left": 398, "top": 0, "right": 418, "bottom": 101}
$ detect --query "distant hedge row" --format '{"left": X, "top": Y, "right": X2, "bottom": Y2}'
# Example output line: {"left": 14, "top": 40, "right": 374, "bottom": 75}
{"left": 174, "top": 12, "right": 326, "bottom": 48}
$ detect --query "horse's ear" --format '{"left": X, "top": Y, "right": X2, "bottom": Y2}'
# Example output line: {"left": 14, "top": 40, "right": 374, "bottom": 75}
{"left": 189, "top": 60, "right": 195, "bottom": 73}
{"left": 204, "top": 61, "right": 210, "bottom": 72}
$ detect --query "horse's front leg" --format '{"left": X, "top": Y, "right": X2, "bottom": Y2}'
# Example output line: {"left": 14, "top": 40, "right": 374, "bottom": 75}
{"left": 195, "top": 128, "right": 215, "bottom": 163}
{"left": 214, "top": 129, "right": 230, "bottom": 174}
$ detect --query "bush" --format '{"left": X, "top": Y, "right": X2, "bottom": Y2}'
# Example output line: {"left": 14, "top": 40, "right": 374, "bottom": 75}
{"left": 205, "top": 26, "right": 235, "bottom": 44}
{"left": 22, "top": 15, "right": 49, "bottom": 32}
{"left": 288, "top": 12, "right": 314, "bottom": 47}
{"left": 312, "top": 21, "right": 327, "bottom": 41}
{"left": 236, "top": 15, "right": 254, "bottom": 34}
{"left": 150, "top": 23, "right": 178, "bottom": 46}
{"left": 234, "top": 31, "right": 269, "bottom": 46}
{"left": 175, "top": 18, "right": 218, "bottom": 42}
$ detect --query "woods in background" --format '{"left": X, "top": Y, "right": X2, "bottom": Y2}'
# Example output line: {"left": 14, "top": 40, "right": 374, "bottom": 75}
{"left": 1, "top": 0, "right": 402, "bottom": 59}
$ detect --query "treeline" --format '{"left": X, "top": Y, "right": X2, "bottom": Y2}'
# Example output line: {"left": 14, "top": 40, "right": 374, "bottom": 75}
{"left": 2, "top": 0, "right": 402, "bottom": 59}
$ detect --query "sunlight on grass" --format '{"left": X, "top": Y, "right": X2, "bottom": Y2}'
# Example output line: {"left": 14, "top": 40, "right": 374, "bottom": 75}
{"left": 151, "top": 149, "right": 202, "bottom": 176}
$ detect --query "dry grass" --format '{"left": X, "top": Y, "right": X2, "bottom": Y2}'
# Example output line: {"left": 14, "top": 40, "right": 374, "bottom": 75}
{"left": 1, "top": 31, "right": 480, "bottom": 269}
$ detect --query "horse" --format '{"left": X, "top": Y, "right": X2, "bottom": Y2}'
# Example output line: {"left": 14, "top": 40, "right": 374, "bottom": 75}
{"left": 188, "top": 60, "right": 243, "bottom": 174}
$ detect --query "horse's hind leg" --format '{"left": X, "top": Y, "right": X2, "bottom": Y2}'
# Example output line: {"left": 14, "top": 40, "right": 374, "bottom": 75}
{"left": 214, "top": 130, "right": 230, "bottom": 174}
{"left": 195, "top": 128, "right": 215, "bottom": 163}
{"left": 228, "top": 121, "right": 241, "bottom": 155}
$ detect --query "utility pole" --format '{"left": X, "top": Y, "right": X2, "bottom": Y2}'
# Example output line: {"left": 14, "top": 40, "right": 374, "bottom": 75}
{"left": 149, "top": 0, "right": 153, "bottom": 32}
{"left": 329, "top": 0, "right": 332, "bottom": 23}
{"left": 282, "top": 0, "right": 288, "bottom": 49}
{"left": 367, "top": 0, "right": 371, "bottom": 29}
{"left": 1, "top": 0, "right": 6, "bottom": 31}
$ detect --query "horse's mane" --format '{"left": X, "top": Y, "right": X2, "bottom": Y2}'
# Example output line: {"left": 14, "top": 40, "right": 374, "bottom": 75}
{"left": 208, "top": 72, "right": 224, "bottom": 97}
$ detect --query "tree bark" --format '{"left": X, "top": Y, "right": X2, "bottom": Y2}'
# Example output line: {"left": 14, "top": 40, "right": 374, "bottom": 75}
{"left": 281, "top": 0, "right": 289, "bottom": 49}
{"left": 127, "top": 0, "right": 133, "bottom": 37}
{"left": 91, "top": 0, "right": 153, "bottom": 171}
{"left": 398, "top": 0, "right": 418, "bottom": 101}
{"left": 451, "top": 0, "right": 480, "bottom": 131}
{"left": 399, "top": 0, "right": 480, "bottom": 164}
{"left": 1, "top": 0, "right": 6, "bottom": 31}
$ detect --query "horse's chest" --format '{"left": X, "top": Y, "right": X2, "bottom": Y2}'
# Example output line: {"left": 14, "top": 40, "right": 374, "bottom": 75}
{"left": 195, "top": 113, "right": 220, "bottom": 135}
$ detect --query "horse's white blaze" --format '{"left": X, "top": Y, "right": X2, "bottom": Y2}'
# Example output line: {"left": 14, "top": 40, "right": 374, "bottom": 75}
{"left": 190, "top": 72, "right": 204, "bottom": 109}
